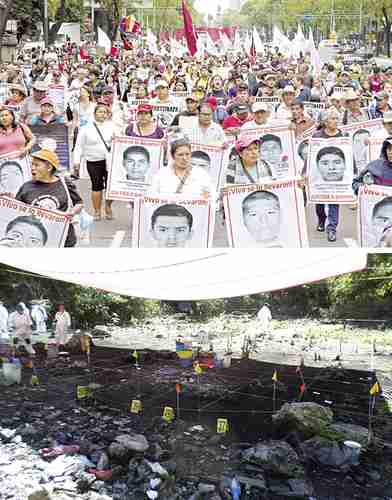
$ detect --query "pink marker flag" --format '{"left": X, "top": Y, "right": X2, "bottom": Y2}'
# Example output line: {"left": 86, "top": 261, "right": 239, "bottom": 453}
{"left": 182, "top": 0, "right": 198, "bottom": 56}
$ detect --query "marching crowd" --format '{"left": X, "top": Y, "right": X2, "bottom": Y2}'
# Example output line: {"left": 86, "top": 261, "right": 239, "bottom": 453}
{"left": 0, "top": 41, "right": 392, "bottom": 247}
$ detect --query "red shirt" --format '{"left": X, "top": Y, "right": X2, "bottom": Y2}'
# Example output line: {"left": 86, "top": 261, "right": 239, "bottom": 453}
{"left": 222, "top": 114, "right": 250, "bottom": 130}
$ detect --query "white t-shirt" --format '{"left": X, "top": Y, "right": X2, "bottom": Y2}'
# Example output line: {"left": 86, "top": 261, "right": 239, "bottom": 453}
{"left": 150, "top": 165, "right": 213, "bottom": 195}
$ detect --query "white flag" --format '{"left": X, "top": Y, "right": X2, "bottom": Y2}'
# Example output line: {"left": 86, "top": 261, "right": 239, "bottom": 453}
{"left": 252, "top": 26, "right": 263, "bottom": 54}
{"left": 147, "top": 29, "right": 159, "bottom": 55}
{"left": 220, "top": 31, "right": 232, "bottom": 51}
{"left": 233, "top": 30, "right": 241, "bottom": 52}
{"left": 244, "top": 31, "right": 251, "bottom": 55}
{"left": 307, "top": 27, "right": 316, "bottom": 52}
{"left": 206, "top": 32, "right": 218, "bottom": 56}
{"left": 97, "top": 27, "right": 111, "bottom": 55}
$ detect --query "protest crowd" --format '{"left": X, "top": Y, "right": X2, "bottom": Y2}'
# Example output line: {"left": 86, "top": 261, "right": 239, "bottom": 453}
{"left": 1, "top": 20, "right": 392, "bottom": 248}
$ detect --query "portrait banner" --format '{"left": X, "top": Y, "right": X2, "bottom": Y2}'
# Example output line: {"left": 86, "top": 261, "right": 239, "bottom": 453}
{"left": 358, "top": 184, "right": 392, "bottom": 248}
{"left": 133, "top": 194, "right": 215, "bottom": 248}
{"left": 0, "top": 196, "right": 69, "bottom": 248}
{"left": 307, "top": 137, "right": 355, "bottom": 204}
{"left": 341, "top": 119, "right": 384, "bottom": 174}
{"left": 240, "top": 125, "right": 296, "bottom": 180}
{"left": 170, "top": 91, "right": 191, "bottom": 111}
{"left": 0, "top": 152, "right": 31, "bottom": 196}
{"left": 187, "top": 143, "right": 229, "bottom": 192}
{"left": 48, "top": 85, "right": 66, "bottom": 112}
{"left": 107, "top": 135, "right": 164, "bottom": 201}
{"left": 30, "top": 124, "right": 70, "bottom": 173}
{"left": 222, "top": 180, "right": 308, "bottom": 248}
{"left": 303, "top": 101, "right": 325, "bottom": 120}
{"left": 152, "top": 104, "right": 180, "bottom": 130}
{"left": 369, "top": 136, "right": 386, "bottom": 162}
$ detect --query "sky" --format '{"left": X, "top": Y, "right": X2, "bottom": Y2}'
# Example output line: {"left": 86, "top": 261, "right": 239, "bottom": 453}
{"left": 194, "top": 0, "right": 229, "bottom": 16}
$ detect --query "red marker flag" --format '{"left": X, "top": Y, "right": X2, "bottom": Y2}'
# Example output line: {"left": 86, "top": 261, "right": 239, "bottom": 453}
{"left": 175, "top": 383, "right": 181, "bottom": 394}
{"left": 182, "top": 0, "right": 198, "bottom": 56}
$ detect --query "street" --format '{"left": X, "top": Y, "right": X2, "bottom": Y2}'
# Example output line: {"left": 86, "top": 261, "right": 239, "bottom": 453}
{"left": 76, "top": 178, "right": 359, "bottom": 248}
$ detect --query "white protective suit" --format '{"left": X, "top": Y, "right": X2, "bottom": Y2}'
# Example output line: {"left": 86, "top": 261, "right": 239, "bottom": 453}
{"left": 257, "top": 305, "right": 272, "bottom": 333}
{"left": 55, "top": 310, "right": 71, "bottom": 346}
{"left": 0, "top": 302, "right": 8, "bottom": 338}
{"left": 31, "top": 304, "right": 48, "bottom": 333}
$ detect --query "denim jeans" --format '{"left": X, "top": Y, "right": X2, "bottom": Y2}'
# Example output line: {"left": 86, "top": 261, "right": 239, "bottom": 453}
{"left": 315, "top": 204, "right": 339, "bottom": 231}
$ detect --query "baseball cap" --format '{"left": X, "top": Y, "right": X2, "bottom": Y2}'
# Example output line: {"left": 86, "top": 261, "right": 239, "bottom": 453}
{"left": 185, "top": 93, "right": 199, "bottom": 102}
{"left": 33, "top": 81, "right": 48, "bottom": 92}
{"left": 31, "top": 149, "right": 60, "bottom": 170}
{"left": 235, "top": 136, "right": 260, "bottom": 153}
{"left": 155, "top": 80, "right": 169, "bottom": 88}
{"left": 137, "top": 103, "right": 153, "bottom": 113}
{"left": 264, "top": 74, "right": 275, "bottom": 80}
{"left": 40, "top": 97, "right": 55, "bottom": 107}
{"left": 330, "top": 92, "right": 344, "bottom": 100}
{"left": 282, "top": 85, "right": 295, "bottom": 94}
{"left": 383, "top": 111, "right": 392, "bottom": 123}
{"left": 236, "top": 104, "right": 250, "bottom": 113}
{"left": 340, "top": 70, "right": 350, "bottom": 76}
{"left": 376, "top": 91, "right": 389, "bottom": 100}
{"left": 252, "top": 102, "right": 270, "bottom": 113}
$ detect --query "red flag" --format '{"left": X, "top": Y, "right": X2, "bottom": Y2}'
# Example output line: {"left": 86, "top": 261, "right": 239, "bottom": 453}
{"left": 175, "top": 383, "right": 181, "bottom": 394}
{"left": 250, "top": 31, "right": 256, "bottom": 59}
{"left": 182, "top": 0, "right": 198, "bottom": 56}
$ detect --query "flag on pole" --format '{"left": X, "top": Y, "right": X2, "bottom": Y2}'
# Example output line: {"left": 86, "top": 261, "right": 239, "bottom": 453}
{"left": 369, "top": 378, "right": 380, "bottom": 396}
{"left": 147, "top": 29, "right": 160, "bottom": 55}
{"left": 182, "top": 0, "right": 198, "bottom": 56}
{"left": 97, "top": 27, "right": 112, "bottom": 55}
{"left": 272, "top": 370, "right": 278, "bottom": 382}
{"left": 249, "top": 30, "right": 256, "bottom": 59}
{"left": 175, "top": 383, "right": 181, "bottom": 394}
{"left": 120, "top": 15, "right": 141, "bottom": 34}
{"left": 252, "top": 26, "right": 263, "bottom": 54}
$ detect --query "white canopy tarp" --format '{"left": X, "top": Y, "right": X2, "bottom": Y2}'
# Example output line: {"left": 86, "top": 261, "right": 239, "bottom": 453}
{"left": 0, "top": 250, "right": 367, "bottom": 301}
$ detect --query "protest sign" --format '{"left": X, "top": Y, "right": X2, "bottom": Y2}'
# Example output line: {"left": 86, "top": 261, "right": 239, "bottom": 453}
{"left": 341, "top": 119, "right": 384, "bottom": 174}
{"left": 0, "top": 152, "right": 31, "bottom": 196}
{"left": 240, "top": 125, "right": 296, "bottom": 180}
{"left": 369, "top": 136, "right": 386, "bottom": 162}
{"left": 133, "top": 194, "right": 215, "bottom": 248}
{"left": 190, "top": 143, "right": 229, "bottom": 192}
{"left": 152, "top": 104, "right": 180, "bottom": 130}
{"left": 0, "top": 196, "right": 69, "bottom": 248}
{"left": 222, "top": 180, "right": 308, "bottom": 248}
{"left": 358, "top": 184, "right": 392, "bottom": 247}
{"left": 48, "top": 85, "right": 66, "bottom": 112}
{"left": 30, "top": 124, "right": 70, "bottom": 173}
{"left": 107, "top": 135, "right": 164, "bottom": 201}
{"left": 303, "top": 101, "right": 325, "bottom": 120}
{"left": 307, "top": 137, "right": 356, "bottom": 204}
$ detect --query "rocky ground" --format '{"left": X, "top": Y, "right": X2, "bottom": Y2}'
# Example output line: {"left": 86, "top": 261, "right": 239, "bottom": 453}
{"left": 0, "top": 316, "right": 392, "bottom": 500}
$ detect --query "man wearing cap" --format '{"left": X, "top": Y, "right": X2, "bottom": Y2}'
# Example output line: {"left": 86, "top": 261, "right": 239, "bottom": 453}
{"left": 342, "top": 88, "right": 370, "bottom": 124}
{"left": 369, "top": 91, "right": 392, "bottom": 120}
{"left": 222, "top": 104, "right": 251, "bottom": 137}
{"left": 276, "top": 85, "right": 296, "bottom": 120}
{"left": 329, "top": 92, "right": 345, "bottom": 123}
{"left": 255, "top": 74, "right": 276, "bottom": 97}
{"left": 15, "top": 148, "right": 83, "bottom": 247}
{"left": 151, "top": 80, "right": 177, "bottom": 106}
{"left": 241, "top": 102, "right": 272, "bottom": 130}
{"left": 171, "top": 93, "right": 200, "bottom": 128}
{"left": 20, "top": 81, "right": 48, "bottom": 122}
